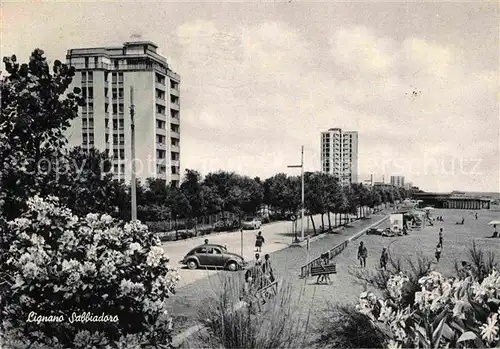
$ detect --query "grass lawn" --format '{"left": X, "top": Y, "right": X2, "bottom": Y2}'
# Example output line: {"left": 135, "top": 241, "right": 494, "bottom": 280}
{"left": 291, "top": 207, "right": 500, "bottom": 345}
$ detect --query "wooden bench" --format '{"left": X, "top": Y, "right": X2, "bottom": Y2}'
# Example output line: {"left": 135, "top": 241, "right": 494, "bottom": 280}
{"left": 310, "top": 264, "right": 337, "bottom": 284}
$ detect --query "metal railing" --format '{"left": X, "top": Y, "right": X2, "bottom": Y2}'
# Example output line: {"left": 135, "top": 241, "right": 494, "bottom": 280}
{"left": 299, "top": 240, "right": 349, "bottom": 279}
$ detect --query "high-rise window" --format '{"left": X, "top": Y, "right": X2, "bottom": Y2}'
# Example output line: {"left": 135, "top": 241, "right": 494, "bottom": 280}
{"left": 88, "top": 72, "right": 93, "bottom": 82}
{"left": 119, "top": 149, "right": 125, "bottom": 159}
{"left": 156, "top": 120, "right": 165, "bottom": 129}
{"left": 113, "top": 135, "right": 118, "bottom": 145}
{"left": 119, "top": 134, "right": 124, "bottom": 145}
{"left": 119, "top": 119, "right": 124, "bottom": 129}
{"left": 105, "top": 134, "right": 109, "bottom": 143}
{"left": 83, "top": 134, "right": 88, "bottom": 144}
{"left": 113, "top": 119, "right": 118, "bottom": 130}
{"left": 156, "top": 135, "right": 165, "bottom": 144}
{"left": 156, "top": 150, "right": 165, "bottom": 159}
{"left": 81, "top": 72, "right": 87, "bottom": 82}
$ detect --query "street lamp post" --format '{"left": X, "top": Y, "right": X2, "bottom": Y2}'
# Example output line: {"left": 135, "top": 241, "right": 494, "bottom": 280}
{"left": 288, "top": 145, "right": 304, "bottom": 241}
{"left": 130, "top": 86, "right": 137, "bottom": 222}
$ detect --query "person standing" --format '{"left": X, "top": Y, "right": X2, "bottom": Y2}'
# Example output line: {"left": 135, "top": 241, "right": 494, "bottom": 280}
{"left": 439, "top": 228, "right": 443, "bottom": 247}
{"left": 254, "top": 253, "right": 262, "bottom": 266}
{"left": 262, "top": 254, "right": 275, "bottom": 283}
{"left": 435, "top": 244, "right": 442, "bottom": 263}
{"left": 475, "top": 212, "right": 478, "bottom": 220}
{"left": 357, "top": 241, "right": 368, "bottom": 268}
{"left": 379, "top": 247, "right": 389, "bottom": 270}
{"left": 316, "top": 253, "right": 332, "bottom": 284}
{"left": 255, "top": 231, "right": 265, "bottom": 252}
{"left": 204, "top": 239, "right": 209, "bottom": 244}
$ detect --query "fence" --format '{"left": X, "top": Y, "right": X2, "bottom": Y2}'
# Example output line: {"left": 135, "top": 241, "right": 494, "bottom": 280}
{"left": 299, "top": 240, "right": 349, "bottom": 279}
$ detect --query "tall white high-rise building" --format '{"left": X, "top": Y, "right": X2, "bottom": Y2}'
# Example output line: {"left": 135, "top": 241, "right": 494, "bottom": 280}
{"left": 321, "top": 128, "right": 358, "bottom": 185}
{"left": 390, "top": 176, "right": 405, "bottom": 187}
{"left": 65, "top": 41, "right": 181, "bottom": 187}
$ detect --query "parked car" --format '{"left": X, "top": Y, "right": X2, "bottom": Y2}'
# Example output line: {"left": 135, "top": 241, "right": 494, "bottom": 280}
{"left": 180, "top": 244, "right": 246, "bottom": 271}
{"left": 366, "top": 228, "right": 384, "bottom": 235}
{"left": 242, "top": 218, "right": 262, "bottom": 230}
{"left": 213, "top": 219, "right": 240, "bottom": 232}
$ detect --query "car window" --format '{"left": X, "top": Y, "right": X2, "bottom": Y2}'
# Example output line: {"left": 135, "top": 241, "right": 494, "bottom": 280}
{"left": 212, "top": 248, "right": 222, "bottom": 254}
{"left": 196, "top": 247, "right": 208, "bottom": 254}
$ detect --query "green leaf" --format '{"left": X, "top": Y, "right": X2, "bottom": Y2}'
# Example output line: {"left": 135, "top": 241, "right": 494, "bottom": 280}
{"left": 432, "top": 314, "right": 448, "bottom": 348}
{"left": 432, "top": 307, "right": 448, "bottom": 329}
{"left": 457, "top": 331, "right": 477, "bottom": 342}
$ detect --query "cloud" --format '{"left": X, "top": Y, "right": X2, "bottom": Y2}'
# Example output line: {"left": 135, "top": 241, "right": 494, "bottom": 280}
{"left": 176, "top": 23, "right": 498, "bottom": 191}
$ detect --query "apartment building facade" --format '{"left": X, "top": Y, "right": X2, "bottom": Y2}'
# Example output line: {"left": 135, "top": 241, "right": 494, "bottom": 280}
{"left": 390, "top": 175, "right": 405, "bottom": 187}
{"left": 321, "top": 128, "right": 359, "bottom": 185}
{"left": 65, "top": 41, "right": 181, "bottom": 186}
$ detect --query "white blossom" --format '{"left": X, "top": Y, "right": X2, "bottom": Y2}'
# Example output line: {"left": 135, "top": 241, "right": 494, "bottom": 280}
{"left": 146, "top": 246, "right": 165, "bottom": 267}
{"left": 480, "top": 313, "right": 499, "bottom": 344}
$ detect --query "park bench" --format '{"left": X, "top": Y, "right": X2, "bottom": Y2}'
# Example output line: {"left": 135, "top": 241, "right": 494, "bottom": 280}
{"left": 310, "top": 264, "right": 337, "bottom": 283}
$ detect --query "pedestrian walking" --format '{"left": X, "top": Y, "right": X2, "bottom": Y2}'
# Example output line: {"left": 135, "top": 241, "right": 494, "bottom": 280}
{"left": 435, "top": 244, "right": 442, "bottom": 263}
{"left": 475, "top": 212, "right": 478, "bottom": 220}
{"left": 262, "top": 254, "right": 275, "bottom": 283}
{"left": 255, "top": 231, "right": 265, "bottom": 252}
{"left": 439, "top": 228, "right": 443, "bottom": 247}
{"left": 357, "top": 241, "right": 368, "bottom": 268}
{"left": 316, "top": 253, "right": 331, "bottom": 284}
{"left": 379, "top": 247, "right": 389, "bottom": 270}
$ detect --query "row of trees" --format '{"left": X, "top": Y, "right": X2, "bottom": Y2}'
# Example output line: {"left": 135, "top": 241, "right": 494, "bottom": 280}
{"left": 0, "top": 49, "right": 410, "bottom": 231}
{"left": 122, "top": 170, "right": 409, "bottom": 234}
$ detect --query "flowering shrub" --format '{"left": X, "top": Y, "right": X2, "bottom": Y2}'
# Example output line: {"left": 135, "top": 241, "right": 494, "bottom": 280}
{"left": 0, "top": 196, "right": 179, "bottom": 348}
{"left": 356, "top": 270, "right": 500, "bottom": 348}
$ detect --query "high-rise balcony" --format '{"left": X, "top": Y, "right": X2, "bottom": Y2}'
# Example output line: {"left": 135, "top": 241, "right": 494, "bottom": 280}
{"left": 155, "top": 82, "right": 166, "bottom": 90}
{"left": 170, "top": 87, "right": 179, "bottom": 96}
{"left": 170, "top": 131, "right": 180, "bottom": 138}
{"left": 171, "top": 145, "right": 180, "bottom": 152}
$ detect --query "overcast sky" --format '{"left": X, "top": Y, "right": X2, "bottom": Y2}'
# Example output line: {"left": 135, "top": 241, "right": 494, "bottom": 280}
{"left": 2, "top": 1, "right": 499, "bottom": 193}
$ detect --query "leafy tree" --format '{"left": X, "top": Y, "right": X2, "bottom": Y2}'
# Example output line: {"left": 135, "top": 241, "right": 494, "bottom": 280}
{"left": 45, "top": 147, "right": 123, "bottom": 217}
{"left": 180, "top": 169, "right": 204, "bottom": 218}
{"left": 0, "top": 49, "right": 83, "bottom": 219}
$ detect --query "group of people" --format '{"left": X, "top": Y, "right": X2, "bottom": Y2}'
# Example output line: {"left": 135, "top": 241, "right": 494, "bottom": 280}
{"left": 356, "top": 241, "right": 390, "bottom": 271}
{"left": 436, "top": 216, "right": 444, "bottom": 222}
{"left": 244, "top": 253, "right": 275, "bottom": 292}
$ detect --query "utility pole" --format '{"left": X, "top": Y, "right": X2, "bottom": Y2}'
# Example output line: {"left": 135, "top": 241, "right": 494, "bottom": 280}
{"left": 130, "top": 86, "right": 137, "bottom": 221}
{"left": 288, "top": 145, "right": 305, "bottom": 241}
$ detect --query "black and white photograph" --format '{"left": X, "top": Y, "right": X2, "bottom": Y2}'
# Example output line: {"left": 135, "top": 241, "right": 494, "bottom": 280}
{"left": 1, "top": 1, "right": 499, "bottom": 348}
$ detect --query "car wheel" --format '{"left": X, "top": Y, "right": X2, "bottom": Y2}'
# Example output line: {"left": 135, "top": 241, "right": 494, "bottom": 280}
{"left": 227, "top": 262, "right": 238, "bottom": 271}
{"left": 187, "top": 260, "right": 198, "bottom": 270}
